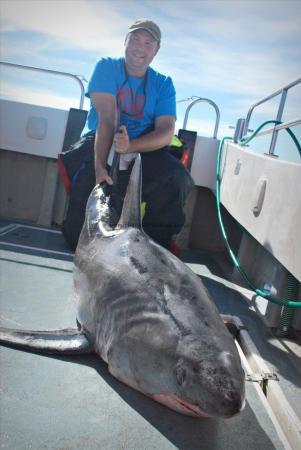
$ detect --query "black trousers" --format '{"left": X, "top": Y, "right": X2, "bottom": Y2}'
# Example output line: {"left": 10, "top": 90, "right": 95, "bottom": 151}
{"left": 62, "top": 136, "right": 194, "bottom": 250}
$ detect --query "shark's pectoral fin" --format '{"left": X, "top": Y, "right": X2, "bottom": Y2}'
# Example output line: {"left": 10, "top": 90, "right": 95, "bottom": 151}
{"left": 0, "top": 327, "right": 93, "bottom": 355}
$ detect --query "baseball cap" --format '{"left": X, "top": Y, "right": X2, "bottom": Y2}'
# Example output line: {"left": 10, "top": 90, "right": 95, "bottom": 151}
{"left": 128, "top": 18, "right": 161, "bottom": 42}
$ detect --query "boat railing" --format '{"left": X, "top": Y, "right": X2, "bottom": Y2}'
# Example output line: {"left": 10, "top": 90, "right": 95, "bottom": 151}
{"left": 182, "top": 97, "right": 220, "bottom": 138}
{"left": 0, "top": 61, "right": 86, "bottom": 109}
{"left": 252, "top": 118, "right": 301, "bottom": 137}
{"left": 240, "top": 77, "right": 301, "bottom": 156}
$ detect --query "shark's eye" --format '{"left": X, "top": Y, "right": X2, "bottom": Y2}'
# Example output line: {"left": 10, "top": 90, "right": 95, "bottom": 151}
{"left": 175, "top": 366, "right": 186, "bottom": 386}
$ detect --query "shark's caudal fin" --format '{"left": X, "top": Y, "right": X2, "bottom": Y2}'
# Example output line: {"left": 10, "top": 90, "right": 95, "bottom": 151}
{"left": 0, "top": 327, "right": 93, "bottom": 355}
{"left": 82, "top": 183, "right": 121, "bottom": 239}
{"left": 118, "top": 154, "right": 142, "bottom": 229}
{"left": 78, "top": 153, "right": 141, "bottom": 241}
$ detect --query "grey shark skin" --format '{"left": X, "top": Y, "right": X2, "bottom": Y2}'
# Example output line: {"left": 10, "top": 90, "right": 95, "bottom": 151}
{"left": 0, "top": 155, "right": 245, "bottom": 418}
{"left": 74, "top": 154, "right": 245, "bottom": 418}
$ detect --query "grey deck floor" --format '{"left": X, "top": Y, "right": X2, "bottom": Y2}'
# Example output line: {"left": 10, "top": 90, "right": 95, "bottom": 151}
{"left": 0, "top": 221, "right": 298, "bottom": 450}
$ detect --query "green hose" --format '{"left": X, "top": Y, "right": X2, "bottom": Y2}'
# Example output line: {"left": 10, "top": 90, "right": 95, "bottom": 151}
{"left": 240, "top": 120, "right": 301, "bottom": 157}
{"left": 277, "top": 273, "right": 299, "bottom": 335}
{"left": 216, "top": 121, "right": 301, "bottom": 308}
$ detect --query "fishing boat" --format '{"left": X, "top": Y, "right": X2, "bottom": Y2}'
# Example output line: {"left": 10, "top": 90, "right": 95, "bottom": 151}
{"left": 0, "top": 62, "right": 300, "bottom": 450}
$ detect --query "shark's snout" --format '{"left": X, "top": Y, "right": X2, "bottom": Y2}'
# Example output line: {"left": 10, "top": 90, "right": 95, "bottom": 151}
{"left": 218, "top": 387, "right": 246, "bottom": 418}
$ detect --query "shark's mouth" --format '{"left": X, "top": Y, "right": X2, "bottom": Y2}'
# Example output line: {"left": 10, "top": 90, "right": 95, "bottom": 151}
{"left": 151, "top": 393, "right": 208, "bottom": 417}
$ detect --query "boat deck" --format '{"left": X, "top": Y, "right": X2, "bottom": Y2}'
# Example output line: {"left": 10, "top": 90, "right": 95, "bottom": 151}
{"left": 0, "top": 220, "right": 300, "bottom": 450}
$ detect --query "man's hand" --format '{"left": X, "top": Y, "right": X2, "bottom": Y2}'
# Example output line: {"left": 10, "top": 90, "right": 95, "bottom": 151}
{"left": 114, "top": 125, "right": 131, "bottom": 154}
{"left": 95, "top": 166, "right": 113, "bottom": 186}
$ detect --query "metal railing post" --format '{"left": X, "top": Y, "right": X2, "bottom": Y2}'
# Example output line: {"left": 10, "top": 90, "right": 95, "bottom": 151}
{"left": 233, "top": 118, "right": 246, "bottom": 143}
{"left": 268, "top": 88, "right": 288, "bottom": 156}
{"left": 182, "top": 98, "right": 220, "bottom": 138}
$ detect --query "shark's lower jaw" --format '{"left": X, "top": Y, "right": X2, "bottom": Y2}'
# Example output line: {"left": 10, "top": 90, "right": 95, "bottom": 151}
{"left": 151, "top": 392, "right": 245, "bottom": 418}
{"left": 151, "top": 393, "right": 209, "bottom": 417}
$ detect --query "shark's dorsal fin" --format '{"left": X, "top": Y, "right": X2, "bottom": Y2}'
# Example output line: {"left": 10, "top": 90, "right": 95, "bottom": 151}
{"left": 119, "top": 154, "right": 142, "bottom": 229}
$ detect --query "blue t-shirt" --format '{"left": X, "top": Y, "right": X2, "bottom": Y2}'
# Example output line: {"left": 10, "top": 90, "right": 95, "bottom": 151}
{"left": 81, "top": 57, "right": 176, "bottom": 139}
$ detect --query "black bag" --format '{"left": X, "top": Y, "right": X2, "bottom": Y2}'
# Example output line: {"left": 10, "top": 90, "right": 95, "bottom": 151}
{"left": 57, "top": 135, "right": 95, "bottom": 194}
{"left": 58, "top": 135, "right": 96, "bottom": 249}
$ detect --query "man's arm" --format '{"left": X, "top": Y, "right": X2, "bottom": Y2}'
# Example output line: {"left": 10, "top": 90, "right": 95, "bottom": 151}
{"left": 114, "top": 116, "right": 175, "bottom": 155}
{"left": 91, "top": 92, "right": 117, "bottom": 184}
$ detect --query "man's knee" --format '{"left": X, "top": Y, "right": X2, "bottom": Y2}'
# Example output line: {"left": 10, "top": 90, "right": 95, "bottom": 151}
{"left": 166, "top": 162, "right": 194, "bottom": 199}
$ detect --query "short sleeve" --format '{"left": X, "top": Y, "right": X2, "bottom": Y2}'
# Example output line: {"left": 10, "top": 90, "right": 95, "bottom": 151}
{"left": 154, "top": 76, "right": 176, "bottom": 118}
{"left": 86, "top": 58, "right": 117, "bottom": 98}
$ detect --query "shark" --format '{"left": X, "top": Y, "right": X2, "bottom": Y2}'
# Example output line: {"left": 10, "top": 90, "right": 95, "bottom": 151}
{"left": 0, "top": 154, "right": 245, "bottom": 418}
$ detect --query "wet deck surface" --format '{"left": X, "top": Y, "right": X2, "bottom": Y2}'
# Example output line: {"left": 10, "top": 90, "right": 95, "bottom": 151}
{"left": 0, "top": 220, "right": 299, "bottom": 449}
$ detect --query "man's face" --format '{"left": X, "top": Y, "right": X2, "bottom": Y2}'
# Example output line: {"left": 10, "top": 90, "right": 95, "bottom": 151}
{"left": 125, "top": 29, "right": 160, "bottom": 75}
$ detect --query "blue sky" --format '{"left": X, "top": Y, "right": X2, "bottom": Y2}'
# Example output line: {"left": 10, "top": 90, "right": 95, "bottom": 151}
{"left": 1, "top": 0, "right": 300, "bottom": 152}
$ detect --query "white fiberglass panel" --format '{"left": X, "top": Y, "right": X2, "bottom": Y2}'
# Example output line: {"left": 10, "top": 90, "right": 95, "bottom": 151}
{"left": 219, "top": 142, "right": 301, "bottom": 281}
{"left": 0, "top": 99, "right": 68, "bottom": 158}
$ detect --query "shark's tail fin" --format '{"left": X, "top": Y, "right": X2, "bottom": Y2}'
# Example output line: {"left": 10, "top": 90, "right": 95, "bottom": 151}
{"left": 0, "top": 327, "right": 93, "bottom": 355}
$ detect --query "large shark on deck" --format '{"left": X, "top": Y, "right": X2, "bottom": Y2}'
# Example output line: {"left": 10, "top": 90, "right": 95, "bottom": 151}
{"left": 0, "top": 154, "right": 245, "bottom": 418}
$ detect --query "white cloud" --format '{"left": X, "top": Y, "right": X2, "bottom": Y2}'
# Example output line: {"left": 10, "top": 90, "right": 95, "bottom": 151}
{"left": 1, "top": 0, "right": 126, "bottom": 53}
{"left": 158, "top": 26, "right": 300, "bottom": 98}
{"left": 1, "top": 0, "right": 300, "bottom": 136}
{"left": 0, "top": 79, "right": 89, "bottom": 110}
